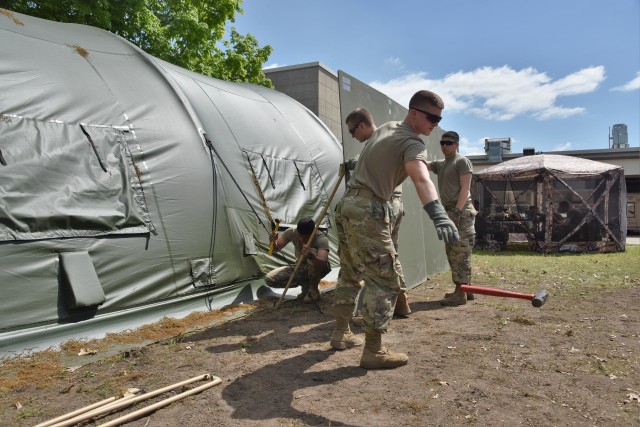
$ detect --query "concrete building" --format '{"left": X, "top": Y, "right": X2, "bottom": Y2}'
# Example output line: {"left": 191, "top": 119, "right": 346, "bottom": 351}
{"left": 264, "top": 62, "right": 341, "bottom": 140}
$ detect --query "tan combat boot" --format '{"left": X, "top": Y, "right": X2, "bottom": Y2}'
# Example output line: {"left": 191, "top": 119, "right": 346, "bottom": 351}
{"left": 360, "top": 330, "right": 408, "bottom": 369}
{"left": 444, "top": 287, "right": 474, "bottom": 301}
{"left": 394, "top": 289, "right": 411, "bottom": 317}
{"left": 304, "top": 282, "right": 320, "bottom": 303}
{"left": 441, "top": 285, "right": 467, "bottom": 306}
{"left": 330, "top": 304, "right": 363, "bottom": 350}
{"left": 296, "top": 282, "right": 310, "bottom": 300}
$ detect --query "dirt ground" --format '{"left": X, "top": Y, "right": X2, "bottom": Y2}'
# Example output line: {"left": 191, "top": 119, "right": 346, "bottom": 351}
{"left": 2, "top": 265, "right": 640, "bottom": 426}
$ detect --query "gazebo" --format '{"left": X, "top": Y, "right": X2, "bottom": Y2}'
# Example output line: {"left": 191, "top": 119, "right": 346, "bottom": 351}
{"left": 472, "top": 154, "right": 627, "bottom": 253}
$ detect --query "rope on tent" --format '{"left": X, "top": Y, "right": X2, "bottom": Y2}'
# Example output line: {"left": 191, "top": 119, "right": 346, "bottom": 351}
{"left": 292, "top": 160, "right": 306, "bottom": 190}
{"left": 260, "top": 154, "right": 276, "bottom": 189}
{"left": 203, "top": 134, "right": 219, "bottom": 275}
{"left": 79, "top": 124, "right": 107, "bottom": 172}
{"left": 203, "top": 135, "right": 269, "bottom": 235}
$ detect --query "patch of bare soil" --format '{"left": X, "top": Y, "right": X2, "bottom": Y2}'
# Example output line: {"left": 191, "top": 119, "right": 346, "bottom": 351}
{"left": 2, "top": 278, "right": 639, "bottom": 427}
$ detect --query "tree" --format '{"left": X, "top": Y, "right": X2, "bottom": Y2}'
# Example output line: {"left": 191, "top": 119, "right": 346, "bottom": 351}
{"left": 0, "top": 0, "right": 274, "bottom": 87}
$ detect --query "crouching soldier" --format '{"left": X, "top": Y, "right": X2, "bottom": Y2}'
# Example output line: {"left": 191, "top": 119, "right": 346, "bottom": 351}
{"left": 265, "top": 217, "right": 331, "bottom": 302}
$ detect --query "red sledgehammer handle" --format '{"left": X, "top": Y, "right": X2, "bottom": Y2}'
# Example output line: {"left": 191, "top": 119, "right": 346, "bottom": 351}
{"left": 460, "top": 285, "right": 549, "bottom": 307}
{"left": 460, "top": 285, "right": 533, "bottom": 300}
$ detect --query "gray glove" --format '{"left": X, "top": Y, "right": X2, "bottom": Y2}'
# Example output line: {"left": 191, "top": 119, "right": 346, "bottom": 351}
{"left": 423, "top": 200, "right": 460, "bottom": 244}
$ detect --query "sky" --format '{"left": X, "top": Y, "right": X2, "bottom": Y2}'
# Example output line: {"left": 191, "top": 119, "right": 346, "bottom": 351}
{"left": 232, "top": 0, "right": 640, "bottom": 156}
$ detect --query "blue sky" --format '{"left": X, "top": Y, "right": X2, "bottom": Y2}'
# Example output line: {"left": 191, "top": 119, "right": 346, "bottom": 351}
{"left": 232, "top": 0, "right": 640, "bottom": 156}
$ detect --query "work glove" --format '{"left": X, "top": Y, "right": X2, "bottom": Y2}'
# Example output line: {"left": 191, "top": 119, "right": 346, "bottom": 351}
{"left": 339, "top": 159, "right": 358, "bottom": 175}
{"left": 423, "top": 200, "right": 460, "bottom": 244}
{"left": 345, "top": 159, "right": 358, "bottom": 170}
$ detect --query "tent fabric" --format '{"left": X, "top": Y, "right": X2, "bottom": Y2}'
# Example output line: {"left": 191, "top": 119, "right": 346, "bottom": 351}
{"left": 475, "top": 154, "right": 621, "bottom": 180}
{"left": 0, "top": 10, "right": 342, "bottom": 352}
{"left": 59, "top": 252, "right": 106, "bottom": 308}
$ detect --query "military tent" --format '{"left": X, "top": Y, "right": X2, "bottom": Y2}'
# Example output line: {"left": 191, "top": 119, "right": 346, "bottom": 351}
{"left": 0, "top": 10, "right": 343, "bottom": 354}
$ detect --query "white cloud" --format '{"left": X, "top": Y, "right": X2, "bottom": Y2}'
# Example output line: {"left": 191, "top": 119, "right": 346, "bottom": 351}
{"left": 384, "top": 57, "right": 404, "bottom": 70}
{"left": 369, "top": 65, "right": 606, "bottom": 121}
{"left": 263, "top": 63, "right": 283, "bottom": 70}
{"left": 553, "top": 142, "right": 573, "bottom": 151}
{"left": 611, "top": 72, "right": 640, "bottom": 92}
{"left": 459, "top": 136, "right": 486, "bottom": 156}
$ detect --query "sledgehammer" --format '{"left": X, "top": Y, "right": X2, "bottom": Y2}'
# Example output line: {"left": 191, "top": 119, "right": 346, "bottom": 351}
{"left": 459, "top": 285, "right": 549, "bottom": 308}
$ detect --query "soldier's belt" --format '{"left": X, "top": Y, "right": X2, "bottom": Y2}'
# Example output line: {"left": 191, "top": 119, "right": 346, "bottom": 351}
{"left": 345, "top": 187, "right": 386, "bottom": 203}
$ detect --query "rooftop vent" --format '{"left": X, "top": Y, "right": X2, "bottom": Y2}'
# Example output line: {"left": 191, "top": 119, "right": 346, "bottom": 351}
{"left": 484, "top": 138, "right": 511, "bottom": 161}
{"left": 610, "top": 124, "right": 629, "bottom": 149}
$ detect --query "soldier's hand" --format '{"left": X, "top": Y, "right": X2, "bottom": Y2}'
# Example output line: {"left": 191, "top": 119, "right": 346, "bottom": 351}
{"left": 423, "top": 200, "right": 460, "bottom": 244}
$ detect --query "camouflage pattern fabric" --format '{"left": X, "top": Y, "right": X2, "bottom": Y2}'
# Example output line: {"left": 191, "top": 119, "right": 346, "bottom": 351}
{"left": 445, "top": 206, "right": 476, "bottom": 285}
{"left": 333, "top": 194, "right": 401, "bottom": 333}
{"left": 390, "top": 196, "right": 406, "bottom": 287}
{"left": 265, "top": 260, "right": 331, "bottom": 289}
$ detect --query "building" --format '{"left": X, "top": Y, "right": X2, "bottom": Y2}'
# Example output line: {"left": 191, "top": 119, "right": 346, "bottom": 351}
{"left": 264, "top": 62, "right": 342, "bottom": 140}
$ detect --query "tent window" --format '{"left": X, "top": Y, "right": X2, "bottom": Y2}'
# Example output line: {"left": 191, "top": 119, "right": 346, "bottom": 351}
{"left": 0, "top": 117, "right": 154, "bottom": 241}
{"left": 243, "top": 150, "right": 331, "bottom": 230}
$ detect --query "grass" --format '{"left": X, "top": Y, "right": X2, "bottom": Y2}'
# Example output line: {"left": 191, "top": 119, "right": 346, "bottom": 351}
{"left": 470, "top": 246, "right": 640, "bottom": 295}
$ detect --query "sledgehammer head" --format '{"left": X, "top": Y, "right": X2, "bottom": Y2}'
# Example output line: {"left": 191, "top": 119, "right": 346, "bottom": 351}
{"left": 531, "top": 290, "right": 549, "bottom": 308}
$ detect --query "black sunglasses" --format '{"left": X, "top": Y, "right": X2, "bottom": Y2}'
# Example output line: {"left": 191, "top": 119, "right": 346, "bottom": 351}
{"left": 348, "top": 121, "right": 362, "bottom": 136}
{"left": 411, "top": 107, "right": 442, "bottom": 124}
{"left": 440, "top": 141, "right": 456, "bottom": 146}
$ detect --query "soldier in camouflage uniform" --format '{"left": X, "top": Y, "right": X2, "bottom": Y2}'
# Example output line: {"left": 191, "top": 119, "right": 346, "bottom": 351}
{"left": 427, "top": 131, "right": 476, "bottom": 306}
{"left": 266, "top": 217, "right": 331, "bottom": 302}
{"left": 331, "top": 91, "right": 459, "bottom": 369}
{"left": 342, "top": 108, "right": 411, "bottom": 323}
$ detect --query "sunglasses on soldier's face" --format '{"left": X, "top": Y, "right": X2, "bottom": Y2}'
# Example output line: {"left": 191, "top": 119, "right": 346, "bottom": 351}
{"left": 412, "top": 107, "right": 442, "bottom": 124}
{"left": 348, "top": 121, "right": 362, "bottom": 136}
{"left": 440, "top": 141, "right": 456, "bottom": 146}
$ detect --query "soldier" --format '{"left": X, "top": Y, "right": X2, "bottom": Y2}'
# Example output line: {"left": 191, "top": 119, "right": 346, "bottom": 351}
{"left": 427, "top": 131, "right": 476, "bottom": 306}
{"left": 342, "top": 108, "right": 411, "bottom": 324}
{"left": 266, "top": 217, "right": 330, "bottom": 302}
{"left": 330, "top": 90, "right": 459, "bottom": 369}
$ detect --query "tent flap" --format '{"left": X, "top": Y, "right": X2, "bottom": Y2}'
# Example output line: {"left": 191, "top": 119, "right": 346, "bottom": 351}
{"left": 59, "top": 252, "right": 106, "bottom": 308}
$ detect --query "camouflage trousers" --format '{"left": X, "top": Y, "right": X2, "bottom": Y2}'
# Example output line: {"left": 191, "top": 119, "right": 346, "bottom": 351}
{"left": 333, "top": 194, "right": 401, "bottom": 334}
{"left": 390, "top": 196, "right": 406, "bottom": 288}
{"left": 265, "top": 260, "right": 331, "bottom": 289}
{"left": 445, "top": 207, "right": 476, "bottom": 285}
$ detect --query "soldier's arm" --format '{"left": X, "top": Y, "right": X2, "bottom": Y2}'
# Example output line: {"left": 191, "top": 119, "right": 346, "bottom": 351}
{"left": 456, "top": 172, "right": 473, "bottom": 210}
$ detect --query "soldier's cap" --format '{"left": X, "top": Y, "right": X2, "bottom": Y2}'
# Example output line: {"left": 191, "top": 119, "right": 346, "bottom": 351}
{"left": 297, "top": 217, "right": 315, "bottom": 235}
{"left": 440, "top": 131, "right": 460, "bottom": 144}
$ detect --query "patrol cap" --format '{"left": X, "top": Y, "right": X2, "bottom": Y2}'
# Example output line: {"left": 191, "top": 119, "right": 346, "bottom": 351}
{"left": 440, "top": 131, "right": 460, "bottom": 144}
{"left": 297, "top": 217, "right": 315, "bottom": 235}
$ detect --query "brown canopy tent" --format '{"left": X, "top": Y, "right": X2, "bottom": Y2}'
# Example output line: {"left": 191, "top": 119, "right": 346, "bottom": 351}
{"left": 472, "top": 154, "right": 627, "bottom": 253}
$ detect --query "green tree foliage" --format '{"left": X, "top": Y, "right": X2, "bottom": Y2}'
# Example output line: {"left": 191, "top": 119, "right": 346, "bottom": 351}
{"left": 0, "top": 0, "right": 274, "bottom": 87}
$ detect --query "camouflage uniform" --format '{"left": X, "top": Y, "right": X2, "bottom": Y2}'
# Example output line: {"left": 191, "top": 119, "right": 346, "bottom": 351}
{"left": 334, "top": 121, "right": 427, "bottom": 334}
{"left": 265, "top": 228, "right": 331, "bottom": 294}
{"left": 390, "top": 190, "right": 406, "bottom": 286}
{"left": 334, "top": 191, "right": 398, "bottom": 332}
{"left": 429, "top": 153, "right": 476, "bottom": 285}
{"left": 334, "top": 187, "right": 405, "bottom": 308}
